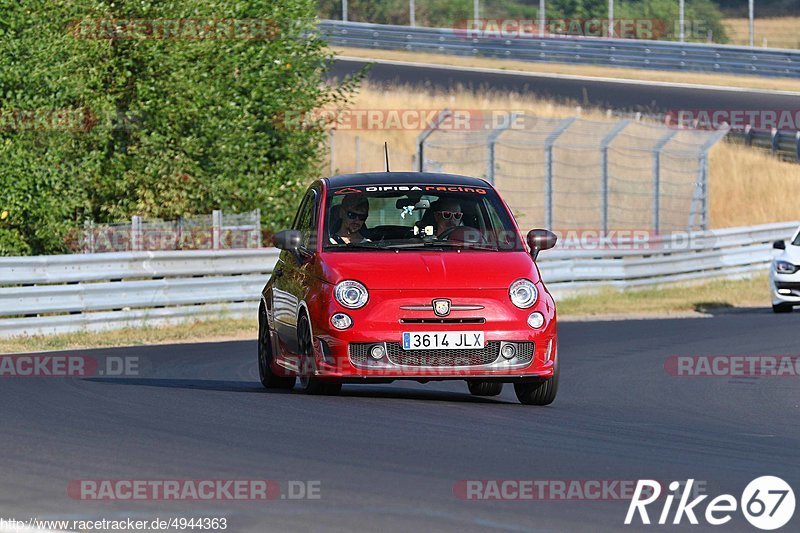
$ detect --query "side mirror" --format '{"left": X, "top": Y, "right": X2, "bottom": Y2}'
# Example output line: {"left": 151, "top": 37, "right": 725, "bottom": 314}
{"left": 272, "top": 229, "right": 302, "bottom": 251}
{"left": 527, "top": 229, "right": 557, "bottom": 260}
{"left": 773, "top": 240, "right": 786, "bottom": 250}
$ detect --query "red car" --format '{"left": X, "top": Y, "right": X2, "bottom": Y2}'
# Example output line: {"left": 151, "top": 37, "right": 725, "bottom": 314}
{"left": 258, "top": 172, "right": 559, "bottom": 405}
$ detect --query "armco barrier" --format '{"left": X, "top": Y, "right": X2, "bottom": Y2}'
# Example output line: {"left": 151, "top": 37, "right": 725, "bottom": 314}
{"left": 319, "top": 20, "right": 800, "bottom": 78}
{"left": 0, "top": 222, "right": 796, "bottom": 339}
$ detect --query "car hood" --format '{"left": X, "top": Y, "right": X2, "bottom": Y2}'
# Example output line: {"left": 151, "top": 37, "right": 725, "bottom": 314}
{"left": 319, "top": 251, "right": 539, "bottom": 290}
{"left": 779, "top": 244, "right": 800, "bottom": 264}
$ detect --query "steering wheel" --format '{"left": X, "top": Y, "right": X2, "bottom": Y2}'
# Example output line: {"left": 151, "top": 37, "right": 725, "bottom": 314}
{"left": 437, "top": 226, "right": 461, "bottom": 241}
{"left": 439, "top": 226, "right": 490, "bottom": 245}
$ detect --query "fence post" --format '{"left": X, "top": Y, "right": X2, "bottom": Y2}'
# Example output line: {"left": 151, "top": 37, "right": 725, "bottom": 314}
{"left": 354, "top": 135, "right": 361, "bottom": 173}
{"left": 543, "top": 117, "right": 577, "bottom": 229}
{"left": 212, "top": 210, "right": 222, "bottom": 250}
{"left": 131, "top": 215, "right": 142, "bottom": 251}
{"left": 652, "top": 130, "right": 677, "bottom": 235}
{"left": 688, "top": 129, "right": 729, "bottom": 232}
{"left": 329, "top": 129, "right": 335, "bottom": 175}
{"left": 416, "top": 109, "right": 452, "bottom": 172}
{"left": 599, "top": 120, "right": 630, "bottom": 234}
{"left": 83, "top": 220, "right": 95, "bottom": 254}
{"left": 255, "top": 208, "right": 262, "bottom": 248}
{"left": 486, "top": 112, "right": 519, "bottom": 184}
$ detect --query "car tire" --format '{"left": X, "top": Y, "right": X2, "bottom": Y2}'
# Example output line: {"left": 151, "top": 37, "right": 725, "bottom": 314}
{"left": 258, "top": 304, "right": 295, "bottom": 390}
{"left": 467, "top": 381, "right": 503, "bottom": 396}
{"left": 297, "top": 314, "right": 342, "bottom": 396}
{"left": 772, "top": 303, "right": 794, "bottom": 313}
{"left": 514, "top": 363, "right": 558, "bottom": 406}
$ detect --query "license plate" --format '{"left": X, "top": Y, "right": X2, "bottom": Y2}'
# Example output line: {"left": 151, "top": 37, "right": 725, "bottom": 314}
{"left": 402, "top": 331, "right": 485, "bottom": 350}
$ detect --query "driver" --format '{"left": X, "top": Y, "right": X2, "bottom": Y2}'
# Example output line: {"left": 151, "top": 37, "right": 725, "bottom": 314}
{"left": 431, "top": 198, "right": 463, "bottom": 238}
{"left": 332, "top": 193, "right": 371, "bottom": 244}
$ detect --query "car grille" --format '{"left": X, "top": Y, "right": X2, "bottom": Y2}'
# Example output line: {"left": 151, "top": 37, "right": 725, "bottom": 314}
{"left": 400, "top": 318, "right": 485, "bottom": 324}
{"left": 349, "top": 341, "right": 534, "bottom": 367}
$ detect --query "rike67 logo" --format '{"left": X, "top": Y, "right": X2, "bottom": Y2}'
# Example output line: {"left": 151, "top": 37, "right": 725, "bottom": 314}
{"left": 625, "top": 477, "right": 795, "bottom": 530}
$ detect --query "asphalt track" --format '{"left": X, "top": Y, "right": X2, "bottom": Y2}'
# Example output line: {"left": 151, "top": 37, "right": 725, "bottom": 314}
{"left": 328, "top": 57, "right": 800, "bottom": 113}
{"left": 1, "top": 311, "right": 798, "bottom": 532}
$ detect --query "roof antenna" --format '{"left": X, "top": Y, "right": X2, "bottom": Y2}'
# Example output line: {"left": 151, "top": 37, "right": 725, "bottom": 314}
{"left": 384, "top": 142, "right": 390, "bottom": 172}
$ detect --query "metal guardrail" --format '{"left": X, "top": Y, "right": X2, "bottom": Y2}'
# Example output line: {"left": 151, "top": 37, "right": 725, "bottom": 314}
{"left": 320, "top": 20, "right": 800, "bottom": 78}
{"left": 0, "top": 249, "right": 279, "bottom": 338}
{"left": 1, "top": 222, "right": 796, "bottom": 339}
{"left": 728, "top": 128, "right": 800, "bottom": 162}
{"left": 538, "top": 221, "right": 797, "bottom": 297}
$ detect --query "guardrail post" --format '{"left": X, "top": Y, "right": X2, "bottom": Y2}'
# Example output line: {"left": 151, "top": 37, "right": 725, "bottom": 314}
{"left": 599, "top": 120, "right": 630, "bottom": 234}
{"left": 212, "top": 210, "right": 222, "bottom": 250}
{"left": 652, "top": 130, "right": 677, "bottom": 235}
{"left": 543, "top": 117, "right": 577, "bottom": 229}
{"left": 796, "top": 132, "right": 800, "bottom": 162}
{"left": 486, "top": 112, "right": 519, "bottom": 184}
{"left": 131, "top": 215, "right": 142, "bottom": 252}
{"left": 771, "top": 128, "right": 780, "bottom": 155}
{"left": 255, "top": 208, "right": 262, "bottom": 248}
{"left": 416, "top": 109, "right": 451, "bottom": 172}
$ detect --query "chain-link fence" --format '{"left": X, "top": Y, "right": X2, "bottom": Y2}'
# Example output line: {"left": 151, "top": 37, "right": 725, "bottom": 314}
{"left": 416, "top": 112, "right": 727, "bottom": 233}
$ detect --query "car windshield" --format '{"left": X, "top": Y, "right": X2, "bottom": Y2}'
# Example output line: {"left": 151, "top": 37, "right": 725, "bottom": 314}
{"left": 323, "top": 184, "right": 524, "bottom": 252}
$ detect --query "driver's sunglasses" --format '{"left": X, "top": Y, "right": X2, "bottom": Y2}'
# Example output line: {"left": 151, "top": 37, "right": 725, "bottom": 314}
{"left": 346, "top": 210, "right": 368, "bottom": 221}
{"left": 437, "top": 211, "right": 463, "bottom": 221}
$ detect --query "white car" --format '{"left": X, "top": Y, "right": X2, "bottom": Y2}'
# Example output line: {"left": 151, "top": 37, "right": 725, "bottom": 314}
{"left": 771, "top": 227, "right": 800, "bottom": 313}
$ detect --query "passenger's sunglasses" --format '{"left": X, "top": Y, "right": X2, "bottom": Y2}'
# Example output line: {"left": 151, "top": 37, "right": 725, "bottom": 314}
{"left": 346, "top": 210, "right": 368, "bottom": 221}
{"left": 437, "top": 211, "right": 463, "bottom": 221}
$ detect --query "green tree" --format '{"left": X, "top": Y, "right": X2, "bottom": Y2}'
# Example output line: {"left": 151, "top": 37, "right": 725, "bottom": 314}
{"left": 1, "top": 0, "right": 355, "bottom": 255}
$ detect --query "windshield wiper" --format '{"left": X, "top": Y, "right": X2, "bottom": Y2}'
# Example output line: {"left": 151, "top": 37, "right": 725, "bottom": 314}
{"left": 343, "top": 242, "right": 384, "bottom": 249}
{"left": 380, "top": 241, "right": 499, "bottom": 251}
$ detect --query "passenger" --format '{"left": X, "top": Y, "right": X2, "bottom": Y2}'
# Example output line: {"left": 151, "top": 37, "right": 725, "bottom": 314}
{"left": 431, "top": 198, "right": 463, "bottom": 238}
{"left": 332, "top": 193, "right": 371, "bottom": 244}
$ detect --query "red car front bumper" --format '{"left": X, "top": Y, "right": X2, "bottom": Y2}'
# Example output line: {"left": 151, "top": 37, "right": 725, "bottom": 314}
{"left": 279, "top": 287, "right": 558, "bottom": 382}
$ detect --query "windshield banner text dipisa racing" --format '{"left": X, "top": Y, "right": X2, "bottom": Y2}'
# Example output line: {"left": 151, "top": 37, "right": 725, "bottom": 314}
{"left": 625, "top": 477, "right": 795, "bottom": 530}
{"left": 333, "top": 185, "right": 489, "bottom": 196}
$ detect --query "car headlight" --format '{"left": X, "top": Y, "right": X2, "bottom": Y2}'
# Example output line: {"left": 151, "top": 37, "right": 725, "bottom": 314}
{"left": 775, "top": 260, "right": 798, "bottom": 274}
{"left": 334, "top": 280, "right": 369, "bottom": 309}
{"left": 509, "top": 278, "right": 538, "bottom": 309}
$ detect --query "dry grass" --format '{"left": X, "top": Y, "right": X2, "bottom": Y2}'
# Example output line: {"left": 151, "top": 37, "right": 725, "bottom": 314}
{"left": 709, "top": 142, "right": 800, "bottom": 227}
{"left": 331, "top": 83, "right": 800, "bottom": 228}
{"left": 557, "top": 274, "right": 769, "bottom": 317}
{"left": 724, "top": 17, "right": 800, "bottom": 49}
{"left": 332, "top": 46, "right": 800, "bottom": 93}
{"left": 0, "top": 317, "right": 256, "bottom": 355}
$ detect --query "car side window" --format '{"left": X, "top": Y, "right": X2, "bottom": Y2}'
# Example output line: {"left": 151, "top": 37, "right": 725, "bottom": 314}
{"left": 293, "top": 189, "right": 318, "bottom": 251}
